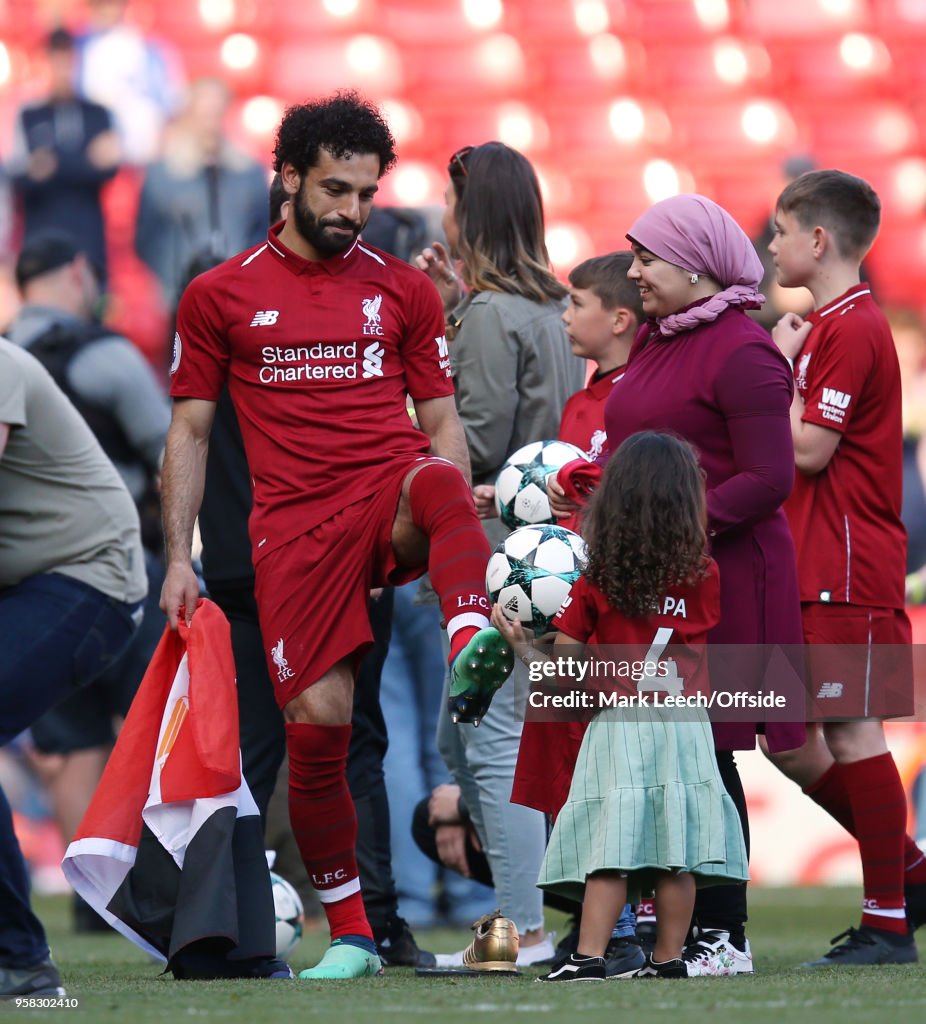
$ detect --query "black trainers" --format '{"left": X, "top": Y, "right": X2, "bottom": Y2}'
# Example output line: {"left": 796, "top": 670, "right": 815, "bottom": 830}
{"left": 905, "top": 882, "right": 926, "bottom": 932}
{"left": 0, "top": 960, "right": 66, "bottom": 998}
{"left": 801, "top": 925, "right": 918, "bottom": 967}
{"left": 604, "top": 937, "right": 646, "bottom": 979}
{"left": 635, "top": 953, "right": 688, "bottom": 978}
{"left": 538, "top": 953, "right": 606, "bottom": 982}
{"left": 375, "top": 917, "right": 437, "bottom": 968}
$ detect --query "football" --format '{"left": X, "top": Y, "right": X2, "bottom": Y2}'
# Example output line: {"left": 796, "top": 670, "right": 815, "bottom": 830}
{"left": 486, "top": 523, "right": 587, "bottom": 635}
{"left": 494, "top": 440, "right": 590, "bottom": 529}
{"left": 270, "top": 871, "right": 304, "bottom": 959}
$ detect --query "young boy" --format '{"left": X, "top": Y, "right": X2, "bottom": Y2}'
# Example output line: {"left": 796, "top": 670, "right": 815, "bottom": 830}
{"left": 769, "top": 168, "right": 926, "bottom": 966}
{"left": 558, "top": 251, "right": 644, "bottom": 464}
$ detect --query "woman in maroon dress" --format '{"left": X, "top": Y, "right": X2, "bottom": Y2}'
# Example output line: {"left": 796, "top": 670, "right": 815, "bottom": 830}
{"left": 552, "top": 193, "right": 804, "bottom": 974}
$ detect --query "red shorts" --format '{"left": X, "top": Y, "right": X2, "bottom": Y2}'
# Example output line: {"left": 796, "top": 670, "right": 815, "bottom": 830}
{"left": 254, "top": 459, "right": 431, "bottom": 708}
{"left": 802, "top": 603, "right": 913, "bottom": 720}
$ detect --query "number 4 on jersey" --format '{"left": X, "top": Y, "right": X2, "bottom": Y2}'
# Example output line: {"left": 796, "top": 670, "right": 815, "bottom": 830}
{"left": 637, "top": 627, "right": 684, "bottom": 696}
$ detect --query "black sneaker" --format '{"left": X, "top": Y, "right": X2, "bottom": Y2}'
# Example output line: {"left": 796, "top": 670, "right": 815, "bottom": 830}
{"left": 635, "top": 953, "right": 688, "bottom": 978}
{"left": 0, "top": 960, "right": 66, "bottom": 998}
{"left": 538, "top": 953, "right": 606, "bottom": 982}
{"left": 375, "top": 917, "right": 437, "bottom": 968}
{"left": 604, "top": 937, "right": 646, "bottom": 979}
{"left": 801, "top": 925, "right": 918, "bottom": 967}
{"left": 905, "top": 882, "right": 926, "bottom": 932}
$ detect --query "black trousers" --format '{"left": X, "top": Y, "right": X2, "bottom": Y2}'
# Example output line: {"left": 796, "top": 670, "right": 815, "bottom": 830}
{"left": 206, "top": 578, "right": 401, "bottom": 933}
{"left": 692, "top": 750, "right": 750, "bottom": 941}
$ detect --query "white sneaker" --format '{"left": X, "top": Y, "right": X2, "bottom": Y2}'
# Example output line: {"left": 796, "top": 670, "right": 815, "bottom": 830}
{"left": 434, "top": 932, "right": 556, "bottom": 968}
{"left": 682, "top": 930, "right": 753, "bottom": 977}
{"left": 517, "top": 934, "right": 556, "bottom": 966}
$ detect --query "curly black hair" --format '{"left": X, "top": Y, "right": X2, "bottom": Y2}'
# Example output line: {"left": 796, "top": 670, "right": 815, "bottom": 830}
{"left": 273, "top": 89, "right": 397, "bottom": 177}
{"left": 582, "top": 432, "right": 709, "bottom": 618}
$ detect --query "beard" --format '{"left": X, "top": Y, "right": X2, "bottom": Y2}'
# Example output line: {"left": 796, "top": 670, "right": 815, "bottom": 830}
{"left": 290, "top": 187, "right": 364, "bottom": 257}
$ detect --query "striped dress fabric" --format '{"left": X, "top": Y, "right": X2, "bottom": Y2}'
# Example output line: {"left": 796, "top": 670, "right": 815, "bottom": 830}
{"left": 538, "top": 704, "right": 749, "bottom": 904}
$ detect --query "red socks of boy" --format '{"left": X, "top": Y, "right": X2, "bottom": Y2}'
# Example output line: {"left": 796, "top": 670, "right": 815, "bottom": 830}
{"left": 804, "top": 754, "right": 922, "bottom": 933}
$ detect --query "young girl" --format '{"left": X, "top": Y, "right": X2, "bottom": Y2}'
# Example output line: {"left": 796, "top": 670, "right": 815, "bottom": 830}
{"left": 492, "top": 431, "right": 749, "bottom": 980}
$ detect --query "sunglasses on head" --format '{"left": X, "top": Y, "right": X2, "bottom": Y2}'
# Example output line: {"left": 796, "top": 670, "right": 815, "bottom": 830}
{"left": 448, "top": 145, "right": 474, "bottom": 179}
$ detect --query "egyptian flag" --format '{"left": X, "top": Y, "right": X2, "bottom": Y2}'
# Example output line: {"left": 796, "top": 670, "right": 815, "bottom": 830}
{"left": 62, "top": 599, "right": 274, "bottom": 966}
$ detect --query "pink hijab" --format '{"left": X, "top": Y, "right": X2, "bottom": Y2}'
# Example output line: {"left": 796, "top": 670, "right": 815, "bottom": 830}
{"left": 627, "top": 194, "right": 764, "bottom": 337}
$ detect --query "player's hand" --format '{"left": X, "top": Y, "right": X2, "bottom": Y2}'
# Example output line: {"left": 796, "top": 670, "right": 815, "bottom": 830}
{"left": 490, "top": 603, "right": 533, "bottom": 663}
{"left": 546, "top": 470, "right": 580, "bottom": 519}
{"left": 160, "top": 561, "right": 201, "bottom": 629}
{"left": 473, "top": 484, "right": 498, "bottom": 519}
{"left": 435, "top": 824, "right": 471, "bottom": 877}
{"left": 428, "top": 783, "right": 463, "bottom": 825}
{"left": 772, "top": 311, "right": 813, "bottom": 360}
{"left": 415, "top": 242, "right": 462, "bottom": 310}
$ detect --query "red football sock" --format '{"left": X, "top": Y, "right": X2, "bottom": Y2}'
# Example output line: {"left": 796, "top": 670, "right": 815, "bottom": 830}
{"left": 408, "top": 460, "right": 492, "bottom": 662}
{"left": 286, "top": 722, "right": 372, "bottom": 941}
{"left": 839, "top": 754, "right": 907, "bottom": 933}
{"left": 805, "top": 761, "right": 926, "bottom": 886}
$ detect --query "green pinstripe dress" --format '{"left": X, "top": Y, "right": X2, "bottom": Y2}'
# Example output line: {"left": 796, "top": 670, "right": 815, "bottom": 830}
{"left": 537, "top": 704, "right": 749, "bottom": 904}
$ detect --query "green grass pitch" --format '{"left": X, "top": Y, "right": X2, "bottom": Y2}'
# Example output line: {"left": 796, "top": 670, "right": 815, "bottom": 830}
{"left": 18, "top": 887, "right": 926, "bottom": 1023}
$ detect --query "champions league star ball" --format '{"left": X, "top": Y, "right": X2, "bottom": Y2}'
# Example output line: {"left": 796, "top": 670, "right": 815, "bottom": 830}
{"left": 270, "top": 871, "right": 304, "bottom": 959}
{"left": 494, "top": 440, "right": 590, "bottom": 530}
{"left": 486, "top": 524, "right": 587, "bottom": 635}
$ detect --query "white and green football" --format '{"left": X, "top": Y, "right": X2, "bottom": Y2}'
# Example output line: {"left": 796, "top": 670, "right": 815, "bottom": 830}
{"left": 270, "top": 871, "right": 304, "bottom": 959}
{"left": 494, "top": 440, "right": 589, "bottom": 529}
{"left": 486, "top": 523, "right": 587, "bottom": 635}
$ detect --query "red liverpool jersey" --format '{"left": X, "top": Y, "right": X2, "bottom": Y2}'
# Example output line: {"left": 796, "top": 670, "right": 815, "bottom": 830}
{"left": 557, "top": 366, "right": 625, "bottom": 462}
{"left": 513, "top": 561, "right": 720, "bottom": 817}
{"left": 171, "top": 226, "right": 452, "bottom": 562}
{"left": 785, "top": 287, "right": 907, "bottom": 608}
{"left": 553, "top": 561, "right": 721, "bottom": 688}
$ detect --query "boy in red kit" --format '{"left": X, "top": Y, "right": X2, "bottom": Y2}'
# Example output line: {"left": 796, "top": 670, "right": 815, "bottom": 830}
{"left": 769, "top": 168, "right": 925, "bottom": 966}
{"left": 159, "top": 92, "right": 511, "bottom": 980}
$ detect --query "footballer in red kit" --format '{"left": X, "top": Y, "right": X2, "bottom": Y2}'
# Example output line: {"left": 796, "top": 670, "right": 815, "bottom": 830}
{"left": 159, "top": 92, "right": 512, "bottom": 981}
{"left": 173, "top": 224, "right": 452, "bottom": 562}
{"left": 770, "top": 169, "right": 923, "bottom": 966}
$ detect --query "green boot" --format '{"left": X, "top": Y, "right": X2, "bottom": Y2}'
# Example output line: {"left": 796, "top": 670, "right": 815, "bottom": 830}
{"left": 298, "top": 940, "right": 383, "bottom": 980}
{"left": 448, "top": 628, "right": 514, "bottom": 726}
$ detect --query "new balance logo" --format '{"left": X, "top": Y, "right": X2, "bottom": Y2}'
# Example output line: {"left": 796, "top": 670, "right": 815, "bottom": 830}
{"left": 250, "top": 310, "right": 280, "bottom": 327}
{"left": 362, "top": 341, "right": 384, "bottom": 377}
{"left": 817, "top": 682, "right": 844, "bottom": 699}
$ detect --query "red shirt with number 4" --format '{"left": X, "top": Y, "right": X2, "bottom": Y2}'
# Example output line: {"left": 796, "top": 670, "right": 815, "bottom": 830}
{"left": 512, "top": 560, "right": 720, "bottom": 818}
